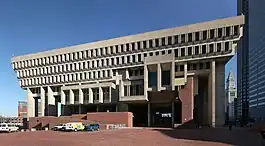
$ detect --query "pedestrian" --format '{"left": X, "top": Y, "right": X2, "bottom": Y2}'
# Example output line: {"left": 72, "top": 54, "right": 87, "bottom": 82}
{"left": 229, "top": 121, "right": 232, "bottom": 131}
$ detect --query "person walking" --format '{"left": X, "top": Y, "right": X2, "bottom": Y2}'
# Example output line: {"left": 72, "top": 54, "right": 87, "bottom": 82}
{"left": 229, "top": 121, "right": 233, "bottom": 131}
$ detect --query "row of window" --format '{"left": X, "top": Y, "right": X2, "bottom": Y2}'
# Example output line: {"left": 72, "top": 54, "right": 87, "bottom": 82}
{"left": 20, "top": 70, "right": 113, "bottom": 87}
{"left": 17, "top": 41, "right": 232, "bottom": 79}
{"left": 13, "top": 25, "right": 240, "bottom": 70}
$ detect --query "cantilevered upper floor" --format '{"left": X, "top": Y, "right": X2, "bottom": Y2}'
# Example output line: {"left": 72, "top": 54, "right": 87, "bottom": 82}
{"left": 11, "top": 15, "right": 244, "bottom": 88}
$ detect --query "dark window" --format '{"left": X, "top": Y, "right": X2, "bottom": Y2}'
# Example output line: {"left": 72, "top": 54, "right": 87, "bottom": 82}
{"left": 202, "top": 45, "right": 206, "bottom": 54}
{"left": 115, "top": 45, "right": 119, "bottom": 53}
{"left": 175, "top": 65, "right": 178, "bottom": 72}
{"left": 181, "top": 34, "right": 185, "bottom": 43}
{"left": 122, "top": 56, "right": 125, "bottom": 64}
{"left": 188, "top": 47, "right": 192, "bottom": 55}
{"left": 209, "top": 44, "right": 214, "bottom": 53}
{"left": 126, "top": 44, "right": 130, "bottom": 51}
{"left": 187, "top": 64, "right": 191, "bottom": 71}
{"left": 116, "top": 58, "right": 120, "bottom": 64}
{"left": 132, "top": 55, "right": 135, "bottom": 62}
{"left": 149, "top": 52, "right": 153, "bottom": 56}
{"left": 149, "top": 40, "right": 153, "bottom": 48}
{"left": 127, "top": 56, "right": 130, "bottom": 63}
{"left": 226, "top": 27, "right": 231, "bottom": 37}
{"left": 210, "top": 29, "right": 215, "bottom": 39}
{"left": 162, "top": 37, "right": 165, "bottom": 46}
{"left": 121, "top": 45, "right": 124, "bottom": 51}
{"left": 143, "top": 41, "right": 147, "bottom": 49}
{"left": 188, "top": 33, "right": 192, "bottom": 42}
{"left": 174, "top": 35, "right": 178, "bottom": 44}
{"left": 162, "top": 50, "right": 166, "bottom": 55}
{"left": 156, "top": 52, "right": 159, "bottom": 55}
{"left": 195, "top": 32, "right": 200, "bottom": 41}
{"left": 168, "top": 37, "right": 172, "bottom": 45}
{"left": 206, "top": 62, "right": 210, "bottom": 69}
{"left": 138, "top": 54, "right": 141, "bottom": 62}
{"left": 225, "top": 42, "right": 229, "bottom": 51}
{"left": 193, "top": 64, "right": 197, "bottom": 70}
{"left": 217, "top": 43, "right": 221, "bottom": 52}
{"left": 144, "top": 53, "right": 147, "bottom": 57}
{"left": 180, "top": 65, "right": 184, "bottom": 71}
{"left": 234, "top": 25, "right": 239, "bottom": 35}
{"left": 111, "top": 58, "right": 114, "bottom": 65}
{"left": 218, "top": 28, "right": 222, "bottom": 38}
{"left": 155, "top": 39, "right": 159, "bottom": 47}
{"left": 110, "top": 46, "right": 114, "bottom": 54}
{"left": 195, "top": 46, "right": 199, "bottom": 55}
{"left": 168, "top": 50, "right": 172, "bottom": 54}
{"left": 137, "top": 42, "right": 141, "bottom": 49}
{"left": 181, "top": 48, "right": 185, "bottom": 56}
{"left": 203, "top": 30, "right": 207, "bottom": 40}
{"left": 199, "top": 63, "right": 203, "bottom": 69}
{"left": 132, "top": 43, "right": 135, "bottom": 51}
{"left": 174, "top": 49, "right": 178, "bottom": 57}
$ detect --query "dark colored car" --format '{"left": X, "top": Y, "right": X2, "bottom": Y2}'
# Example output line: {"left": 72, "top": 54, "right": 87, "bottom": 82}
{"left": 85, "top": 123, "right": 99, "bottom": 131}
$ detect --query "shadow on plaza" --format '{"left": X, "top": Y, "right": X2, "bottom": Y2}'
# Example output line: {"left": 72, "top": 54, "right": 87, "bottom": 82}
{"left": 152, "top": 120, "right": 260, "bottom": 146}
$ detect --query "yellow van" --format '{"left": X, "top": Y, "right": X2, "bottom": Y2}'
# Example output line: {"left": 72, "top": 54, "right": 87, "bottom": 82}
{"left": 62, "top": 122, "right": 85, "bottom": 132}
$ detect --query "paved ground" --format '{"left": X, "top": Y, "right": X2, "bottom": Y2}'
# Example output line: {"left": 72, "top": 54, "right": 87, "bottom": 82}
{"left": 0, "top": 127, "right": 262, "bottom": 146}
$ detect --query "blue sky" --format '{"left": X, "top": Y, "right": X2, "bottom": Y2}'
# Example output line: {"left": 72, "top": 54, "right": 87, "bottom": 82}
{"left": 0, "top": 0, "right": 237, "bottom": 116}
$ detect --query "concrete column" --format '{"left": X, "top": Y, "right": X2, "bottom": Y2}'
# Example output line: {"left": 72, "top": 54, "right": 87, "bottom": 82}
{"left": 99, "top": 87, "right": 103, "bottom": 103}
{"left": 27, "top": 88, "right": 35, "bottom": 120}
{"left": 171, "top": 62, "right": 175, "bottom": 90}
{"left": 69, "top": 89, "right": 74, "bottom": 104}
{"left": 48, "top": 86, "right": 55, "bottom": 105}
{"left": 40, "top": 87, "right": 45, "bottom": 116}
{"left": 215, "top": 63, "right": 225, "bottom": 126}
{"left": 109, "top": 86, "right": 112, "bottom": 102}
{"left": 184, "top": 63, "right": 187, "bottom": 83}
{"left": 144, "top": 65, "right": 148, "bottom": 97}
{"left": 208, "top": 61, "right": 216, "bottom": 127}
{"left": 172, "top": 102, "right": 175, "bottom": 127}
{"left": 61, "top": 89, "right": 65, "bottom": 105}
{"left": 89, "top": 88, "right": 93, "bottom": 103}
{"left": 119, "top": 80, "right": 124, "bottom": 98}
{"left": 157, "top": 63, "right": 162, "bottom": 91}
{"left": 148, "top": 102, "right": 151, "bottom": 127}
{"left": 79, "top": 88, "right": 83, "bottom": 104}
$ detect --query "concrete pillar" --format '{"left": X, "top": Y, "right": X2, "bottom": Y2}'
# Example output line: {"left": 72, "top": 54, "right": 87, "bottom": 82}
{"left": 61, "top": 90, "right": 65, "bottom": 105}
{"left": 171, "top": 62, "right": 175, "bottom": 90}
{"left": 208, "top": 61, "right": 216, "bottom": 127}
{"left": 172, "top": 102, "right": 175, "bottom": 127}
{"left": 79, "top": 105, "right": 82, "bottom": 114}
{"left": 79, "top": 88, "right": 83, "bottom": 104}
{"left": 157, "top": 63, "right": 161, "bottom": 91}
{"left": 40, "top": 87, "right": 45, "bottom": 116}
{"left": 119, "top": 80, "right": 124, "bottom": 98}
{"left": 109, "top": 86, "right": 112, "bottom": 102}
{"left": 89, "top": 88, "right": 93, "bottom": 103}
{"left": 69, "top": 89, "right": 74, "bottom": 104}
{"left": 27, "top": 88, "right": 35, "bottom": 120}
{"left": 184, "top": 63, "right": 187, "bottom": 83}
{"left": 99, "top": 87, "right": 103, "bottom": 103}
{"left": 48, "top": 86, "right": 55, "bottom": 105}
{"left": 215, "top": 63, "right": 225, "bottom": 126}
{"left": 148, "top": 103, "right": 151, "bottom": 127}
{"left": 144, "top": 65, "right": 148, "bottom": 97}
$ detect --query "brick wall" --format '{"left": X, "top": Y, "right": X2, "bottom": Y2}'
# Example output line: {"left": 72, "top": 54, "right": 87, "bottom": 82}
{"left": 179, "top": 76, "right": 194, "bottom": 124}
{"left": 28, "top": 112, "right": 133, "bottom": 130}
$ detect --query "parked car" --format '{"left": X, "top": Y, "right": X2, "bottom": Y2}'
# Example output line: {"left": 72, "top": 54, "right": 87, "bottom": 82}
{"left": 53, "top": 124, "right": 66, "bottom": 131}
{"left": 61, "top": 122, "right": 85, "bottom": 132}
{"left": 0, "top": 123, "right": 19, "bottom": 133}
{"left": 85, "top": 123, "right": 99, "bottom": 131}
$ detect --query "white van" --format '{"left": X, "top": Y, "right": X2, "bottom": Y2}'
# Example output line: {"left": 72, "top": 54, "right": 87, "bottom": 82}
{"left": 0, "top": 123, "right": 19, "bottom": 132}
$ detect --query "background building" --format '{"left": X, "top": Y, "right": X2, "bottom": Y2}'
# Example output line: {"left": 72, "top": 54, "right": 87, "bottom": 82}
{"left": 11, "top": 16, "right": 244, "bottom": 127}
{"left": 18, "top": 101, "right": 41, "bottom": 118}
{"left": 225, "top": 71, "right": 237, "bottom": 121}
{"left": 237, "top": 0, "right": 265, "bottom": 122}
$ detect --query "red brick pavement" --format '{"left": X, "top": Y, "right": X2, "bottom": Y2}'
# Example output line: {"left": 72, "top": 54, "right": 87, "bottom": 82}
{"left": 0, "top": 127, "right": 262, "bottom": 146}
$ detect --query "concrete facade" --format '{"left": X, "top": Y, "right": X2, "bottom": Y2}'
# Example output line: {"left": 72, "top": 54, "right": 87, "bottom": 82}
{"left": 11, "top": 16, "right": 244, "bottom": 127}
